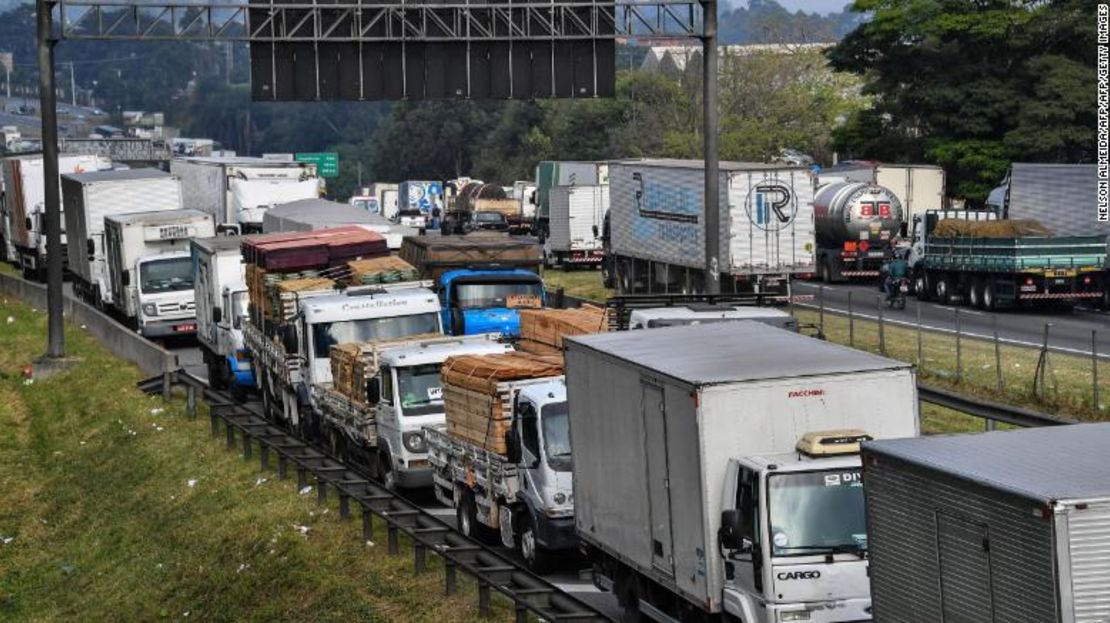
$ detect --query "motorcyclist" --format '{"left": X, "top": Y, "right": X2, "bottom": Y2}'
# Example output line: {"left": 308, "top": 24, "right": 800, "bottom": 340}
{"left": 883, "top": 247, "right": 910, "bottom": 301}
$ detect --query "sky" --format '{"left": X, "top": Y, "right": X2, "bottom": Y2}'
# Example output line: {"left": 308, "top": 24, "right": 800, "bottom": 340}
{"left": 773, "top": 0, "right": 852, "bottom": 14}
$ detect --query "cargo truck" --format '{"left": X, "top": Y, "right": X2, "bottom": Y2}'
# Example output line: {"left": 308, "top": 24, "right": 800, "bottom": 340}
{"left": 192, "top": 236, "right": 253, "bottom": 397}
{"left": 814, "top": 181, "right": 904, "bottom": 282}
{"left": 425, "top": 360, "right": 572, "bottom": 570}
{"left": 314, "top": 334, "right": 512, "bottom": 490}
{"left": 544, "top": 185, "right": 607, "bottom": 267}
{"left": 170, "top": 156, "right": 320, "bottom": 234}
{"left": 533, "top": 160, "right": 608, "bottom": 239}
{"left": 606, "top": 159, "right": 816, "bottom": 295}
{"left": 565, "top": 321, "right": 919, "bottom": 623}
{"left": 62, "top": 169, "right": 183, "bottom": 308}
{"left": 262, "top": 198, "right": 414, "bottom": 250}
{"left": 985, "top": 163, "right": 1110, "bottom": 309}
{"left": 104, "top": 209, "right": 216, "bottom": 337}
{"left": 0, "top": 153, "right": 109, "bottom": 280}
{"left": 399, "top": 235, "right": 545, "bottom": 337}
{"left": 863, "top": 423, "right": 1110, "bottom": 623}
{"left": 818, "top": 162, "right": 944, "bottom": 227}
{"left": 910, "top": 209, "right": 1106, "bottom": 308}
{"left": 398, "top": 180, "right": 444, "bottom": 216}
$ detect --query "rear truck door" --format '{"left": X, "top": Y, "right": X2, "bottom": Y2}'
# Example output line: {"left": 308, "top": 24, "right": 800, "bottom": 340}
{"left": 641, "top": 382, "right": 676, "bottom": 576}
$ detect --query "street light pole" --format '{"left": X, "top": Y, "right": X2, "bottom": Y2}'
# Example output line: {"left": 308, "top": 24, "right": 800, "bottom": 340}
{"left": 37, "top": 0, "right": 65, "bottom": 359}
{"left": 701, "top": 0, "right": 720, "bottom": 294}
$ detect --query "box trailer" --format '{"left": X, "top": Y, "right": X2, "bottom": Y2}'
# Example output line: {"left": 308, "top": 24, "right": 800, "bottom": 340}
{"left": 863, "top": 424, "right": 1110, "bottom": 623}
{"left": 545, "top": 185, "right": 607, "bottom": 267}
{"left": 565, "top": 321, "right": 918, "bottom": 622}
{"left": 62, "top": 169, "right": 183, "bottom": 307}
{"left": 606, "top": 159, "right": 816, "bottom": 295}
{"left": 192, "top": 235, "right": 253, "bottom": 395}
{"left": 0, "top": 153, "right": 109, "bottom": 280}
{"left": 170, "top": 156, "right": 319, "bottom": 233}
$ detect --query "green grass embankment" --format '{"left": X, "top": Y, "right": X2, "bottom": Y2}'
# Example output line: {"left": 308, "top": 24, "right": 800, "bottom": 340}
{"left": 0, "top": 297, "right": 507, "bottom": 622}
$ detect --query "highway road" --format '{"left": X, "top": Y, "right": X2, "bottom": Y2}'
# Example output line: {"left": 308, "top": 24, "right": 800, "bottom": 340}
{"left": 793, "top": 281, "right": 1110, "bottom": 359}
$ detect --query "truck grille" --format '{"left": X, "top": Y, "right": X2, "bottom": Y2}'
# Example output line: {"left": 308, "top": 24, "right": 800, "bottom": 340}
{"left": 158, "top": 301, "right": 195, "bottom": 314}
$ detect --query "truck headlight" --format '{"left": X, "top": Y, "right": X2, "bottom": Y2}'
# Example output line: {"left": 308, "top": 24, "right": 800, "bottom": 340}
{"left": 141, "top": 303, "right": 158, "bottom": 317}
{"left": 779, "top": 611, "right": 811, "bottom": 622}
{"left": 553, "top": 492, "right": 567, "bottom": 505}
{"left": 402, "top": 432, "right": 427, "bottom": 453}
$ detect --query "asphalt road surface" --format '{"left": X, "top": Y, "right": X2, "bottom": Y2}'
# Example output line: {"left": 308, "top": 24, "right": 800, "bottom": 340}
{"left": 793, "top": 281, "right": 1110, "bottom": 359}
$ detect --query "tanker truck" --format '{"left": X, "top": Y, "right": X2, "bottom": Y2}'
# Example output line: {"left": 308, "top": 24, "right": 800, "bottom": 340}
{"left": 814, "top": 181, "right": 904, "bottom": 282}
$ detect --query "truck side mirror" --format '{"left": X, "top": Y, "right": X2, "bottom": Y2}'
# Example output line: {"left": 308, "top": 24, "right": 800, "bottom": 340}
{"left": 212, "top": 306, "right": 223, "bottom": 324}
{"left": 592, "top": 224, "right": 599, "bottom": 238}
{"left": 719, "top": 510, "right": 745, "bottom": 551}
{"left": 505, "top": 428, "right": 522, "bottom": 463}
{"left": 86, "top": 238, "right": 94, "bottom": 258}
{"left": 121, "top": 271, "right": 130, "bottom": 287}
{"left": 25, "top": 217, "right": 32, "bottom": 230}
{"left": 366, "top": 377, "right": 382, "bottom": 404}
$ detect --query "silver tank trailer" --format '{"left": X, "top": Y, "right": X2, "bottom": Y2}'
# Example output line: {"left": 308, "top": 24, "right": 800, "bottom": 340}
{"left": 814, "top": 182, "right": 904, "bottom": 248}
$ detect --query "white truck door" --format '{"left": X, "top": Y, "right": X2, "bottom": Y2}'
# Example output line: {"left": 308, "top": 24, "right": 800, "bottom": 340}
{"left": 641, "top": 382, "right": 676, "bottom": 577}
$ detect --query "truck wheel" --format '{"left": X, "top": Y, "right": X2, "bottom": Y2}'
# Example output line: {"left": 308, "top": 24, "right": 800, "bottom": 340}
{"left": 456, "top": 490, "right": 479, "bottom": 539}
{"left": 935, "top": 276, "right": 954, "bottom": 305}
{"left": 915, "top": 273, "right": 931, "bottom": 301}
{"left": 968, "top": 280, "right": 983, "bottom": 309}
{"left": 378, "top": 451, "right": 398, "bottom": 492}
{"left": 982, "top": 280, "right": 997, "bottom": 311}
{"left": 208, "top": 357, "right": 228, "bottom": 391}
{"left": 520, "top": 514, "right": 551, "bottom": 573}
{"left": 615, "top": 570, "right": 642, "bottom": 622}
{"left": 602, "top": 260, "right": 615, "bottom": 289}
{"left": 228, "top": 377, "right": 247, "bottom": 403}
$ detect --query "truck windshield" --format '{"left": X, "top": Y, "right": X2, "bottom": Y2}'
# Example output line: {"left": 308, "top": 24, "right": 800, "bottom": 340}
{"left": 231, "top": 291, "right": 249, "bottom": 330}
{"left": 140, "top": 257, "right": 194, "bottom": 294}
{"left": 541, "top": 401, "right": 572, "bottom": 472}
{"left": 311, "top": 312, "right": 440, "bottom": 358}
{"left": 395, "top": 364, "right": 444, "bottom": 416}
{"left": 475, "top": 212, "right": 505, "bottom": 223}
{"left": 453, "top": 282, "right": 543, "bottom": 310}
{"left": 767, "top": 469, "right": 867, "bottom": 558}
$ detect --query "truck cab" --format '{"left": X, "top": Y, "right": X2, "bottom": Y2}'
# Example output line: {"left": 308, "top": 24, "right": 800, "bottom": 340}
{"left": 132, "top": 251, "right": 200, "bottom": 337}
{"left": 719, "top": 431, "right": 872, "bottom": 623}
{"left": 369, "top": 336, "right": 512, "bottom": 489}
{"left": 502, "top": 379, "right": 576, "bottom": 568}
{"left": 439, "top": 268, "right": 545, "bottom": 337}
{"left": 214, "top": 282, "right": 253, "bottom": 389}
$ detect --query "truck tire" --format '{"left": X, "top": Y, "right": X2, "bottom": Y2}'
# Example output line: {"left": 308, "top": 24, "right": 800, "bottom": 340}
{"left": 520, "top": 513, "right": 552, "bottom": 573}
{"left": 228, "top": 375, "right": 247, "bottom": 403}
{"left": 456, "top": 489, "right": 480, "bottom": 539}
{"left": 378, "top": 450, "right": 398, "bottom": 492}
{"left": 968, "top": 279, "right": 983, "bottom": 309}
{"left": 207, "top": 355, "right": 228, "bottom": 391}
{"left": 935, "top": 275, "right": 955, "bottom": 306}
{"left": 982, "top": 280, "right": 997, "bottom": 311}
{"left": 614, "top": 569, "right": 642, "bottom": 623}
{"left": 915, "top": 272, "right": 931, "bottom": 302}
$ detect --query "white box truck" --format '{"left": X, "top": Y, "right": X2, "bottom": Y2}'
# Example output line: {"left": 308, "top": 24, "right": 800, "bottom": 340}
{"left": 863, "top": 423, "right": 1110, "bottom": 623}
{"left": 62, "top": 169, "right": 183, "bottom": 308}
{"left": 171, "top": 156, "right": 319, "bottom": 234}
{"left": 0, "top": 153, "right": 109, "bottom": 280}
{"left": 564, "top": 321, "right": 919, "bottom": 622}
{"left": 191, "top": 236, "right": 253, "bottom": 396}
{"left": 544, "top": 185, "right": 607, "bottom": 267}
{"left": 104, "top": 209, "right": 215, "bottom": 337}
{"left": 605, "top": 159, "right": 816, "bottom": 295}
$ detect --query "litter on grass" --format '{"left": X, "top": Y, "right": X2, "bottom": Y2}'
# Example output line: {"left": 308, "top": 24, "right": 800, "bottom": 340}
{"left": 186, "top": 479, "right": 198, "bottom": 488}
{"left": 298, "top": 486, "right": 312, "bottom": 496}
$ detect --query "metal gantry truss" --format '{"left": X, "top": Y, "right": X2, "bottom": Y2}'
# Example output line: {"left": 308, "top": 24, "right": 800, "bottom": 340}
{"left": 53, "top": 0, "right": 703, "bottom": 42}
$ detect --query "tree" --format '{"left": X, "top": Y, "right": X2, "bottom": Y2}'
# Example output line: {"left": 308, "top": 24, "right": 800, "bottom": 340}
{"left": 829, "top": 0, "right": 1096, "bottom": 202}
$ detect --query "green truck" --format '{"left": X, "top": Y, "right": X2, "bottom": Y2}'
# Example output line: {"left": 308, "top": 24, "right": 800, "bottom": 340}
{"left": 908, "top": 209, "right": 1107, "bottom": 309}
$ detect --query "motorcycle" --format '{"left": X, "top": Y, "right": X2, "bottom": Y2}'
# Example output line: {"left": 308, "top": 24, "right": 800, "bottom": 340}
{"left": 886, "top": 277, "right": 910, "bottom": 310}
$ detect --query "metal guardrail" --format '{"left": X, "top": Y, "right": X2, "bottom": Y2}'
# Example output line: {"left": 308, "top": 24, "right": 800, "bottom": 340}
{"left": 143, "top": 370, "right": 612, "bottom": 623}
{"left": 917, "top": 384, "right": 1071, "bottom": 428}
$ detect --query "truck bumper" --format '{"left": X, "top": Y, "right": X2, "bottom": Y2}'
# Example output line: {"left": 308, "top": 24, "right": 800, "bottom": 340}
{"left": 536, "top": 514, "right": 578, "bottom": 551}
{"left": 767, "top": 597, "right": 871, "bottom": 622}
{"left": 140, "top": 319, "right": 198, "bottom": 338}
{"left": 397, "top": 466, "right": 434, "bottom": 489}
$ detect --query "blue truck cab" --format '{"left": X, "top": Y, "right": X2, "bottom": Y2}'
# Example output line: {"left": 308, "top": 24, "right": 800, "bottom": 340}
{"left": 439, "top": 268, "right": 546, "bottom": 337}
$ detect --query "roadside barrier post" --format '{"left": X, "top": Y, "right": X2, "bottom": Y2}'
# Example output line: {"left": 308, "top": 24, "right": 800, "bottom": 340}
{"left": 362, "top": 505, "right": 374, "bottom": 542}
{"left": 848, "top": 291, "right": 854, "bottom": 348}
{"left": 916, "top": 301, "right": 923, "bottom": 371}
{"left": 1093, "top": 330, "right": 1100, "bottom": 414}
{"left": 877, "top": 296, "right": 886, "bottom": 355}
{"left": 818, "top": 286, "right": 825, "bottom": 336}
{"left": 444, "top": 561, "right": 458, "bottom": 595}
{"left": 955, "top": 309, "right": 962, "bottom": 383}
{"left": 162, "top": 370, "right": 173, "bottom": 402}
{"left": 186, "top": 385, "right": 196, "bottom": 419}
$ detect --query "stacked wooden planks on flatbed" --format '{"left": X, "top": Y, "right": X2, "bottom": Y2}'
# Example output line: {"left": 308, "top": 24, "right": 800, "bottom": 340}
{"left": 441, "top": 353, "right": 564, "bottom": 455}
{"left": 517, "top": 306, "right": 607, "bottom": 354}
{"left": 347, "top": 256, "right": 420, "bottom": 285}
{"left": 242, "top": 226, "right": 388, "bottom": 326}
{"left": 329, "top": 333, "right": 445, "bottom": 402}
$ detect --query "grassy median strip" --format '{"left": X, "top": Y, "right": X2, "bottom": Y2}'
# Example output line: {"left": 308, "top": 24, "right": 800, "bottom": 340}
{"left": 542, "top": 268, "right": 1108, "bottom": 426}
{"left": 0, "top": 297, "right": 507, "bottom": 622}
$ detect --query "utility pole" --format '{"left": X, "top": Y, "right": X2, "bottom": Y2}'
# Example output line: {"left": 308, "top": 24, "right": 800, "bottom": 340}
{"left": 37, "top": 0, "right": 66, "bottom": 359}
{"left": 701, "top": 0, "right": 720, "bottom": 294}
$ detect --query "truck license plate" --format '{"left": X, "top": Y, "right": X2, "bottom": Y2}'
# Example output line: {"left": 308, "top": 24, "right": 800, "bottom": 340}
{"left": 174, "top": 323, "right": 196, "bottom": 333}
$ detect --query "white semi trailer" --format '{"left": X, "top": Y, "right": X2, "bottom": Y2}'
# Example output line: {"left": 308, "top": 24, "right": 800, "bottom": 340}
{"left": 565, "top": 321, "right": 919, "bottom": 623}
